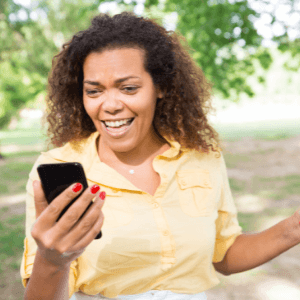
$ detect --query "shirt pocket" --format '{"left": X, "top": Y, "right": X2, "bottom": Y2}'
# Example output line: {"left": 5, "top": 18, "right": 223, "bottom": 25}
{"left": 176, "top": 169, "right": 214, "bottom": 217}
{"left": 100, "top": 187, "right": 134, "bottom": 229}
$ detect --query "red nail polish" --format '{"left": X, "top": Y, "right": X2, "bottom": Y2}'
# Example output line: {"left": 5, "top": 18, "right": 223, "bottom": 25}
{"left": 100, "top": 191, "right": 106, "bottom": 200}
{"left": 72, "top": 183, "right": 82, "bottom": 193}
{"left": 91, "top": 185, "right": 100, "bottom": 194}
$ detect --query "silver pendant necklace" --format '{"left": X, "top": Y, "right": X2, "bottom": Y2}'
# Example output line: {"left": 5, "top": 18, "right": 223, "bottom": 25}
{"left": 126, "top": 160, "right": 154, "bottom": 174}
{"left": 120, "top": 158, "right": 155, "bottom": 175}
{"left": 102, "top": 156, "right": 154, "bottom": 175}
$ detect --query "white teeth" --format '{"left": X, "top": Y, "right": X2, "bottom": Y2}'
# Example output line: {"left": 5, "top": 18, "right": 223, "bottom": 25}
{"left": 104, "top": 118, "right": 132, "bottom": 128}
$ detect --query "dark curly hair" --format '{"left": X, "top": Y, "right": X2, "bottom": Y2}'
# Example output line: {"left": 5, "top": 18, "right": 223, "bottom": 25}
{"left": 46, "top": 11, "right": 220, "bottom": 153}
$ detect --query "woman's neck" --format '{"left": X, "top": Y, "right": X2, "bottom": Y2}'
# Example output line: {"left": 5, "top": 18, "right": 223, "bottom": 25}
{"left": 97, "top": 130, "right": 170, "bottom": 167}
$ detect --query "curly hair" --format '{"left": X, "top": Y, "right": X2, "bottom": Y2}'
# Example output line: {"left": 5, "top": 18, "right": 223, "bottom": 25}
{"left": 46, "top": 11, "right": 220, "bottom": 153}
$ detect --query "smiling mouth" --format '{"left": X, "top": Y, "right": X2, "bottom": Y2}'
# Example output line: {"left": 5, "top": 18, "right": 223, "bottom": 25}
{"left": 102, "top": 118, "right": 135, "bottom": 128}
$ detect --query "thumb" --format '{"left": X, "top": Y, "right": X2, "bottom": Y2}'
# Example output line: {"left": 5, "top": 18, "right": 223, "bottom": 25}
{"left": 32, "top": 180, "right": 49, "bottom": 219}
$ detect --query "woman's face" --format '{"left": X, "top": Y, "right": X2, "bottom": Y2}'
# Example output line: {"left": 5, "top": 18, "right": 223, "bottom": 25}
{"left": 83, "top": 47, "right": 163, "bottom": 154}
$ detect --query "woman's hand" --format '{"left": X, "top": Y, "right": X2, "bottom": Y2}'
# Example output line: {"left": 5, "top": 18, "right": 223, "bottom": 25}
{"left": 31, "top": 180, "right": 105, "bottom": 269}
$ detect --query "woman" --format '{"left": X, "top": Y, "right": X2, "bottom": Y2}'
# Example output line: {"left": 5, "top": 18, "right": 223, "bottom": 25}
{"left": 21, "top": 12, "right": 300, "bottom": 300}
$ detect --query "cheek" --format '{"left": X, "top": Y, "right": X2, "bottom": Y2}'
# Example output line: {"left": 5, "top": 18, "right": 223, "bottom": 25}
{"left": 83, "top": 99, "right": 96, "bottom": 118}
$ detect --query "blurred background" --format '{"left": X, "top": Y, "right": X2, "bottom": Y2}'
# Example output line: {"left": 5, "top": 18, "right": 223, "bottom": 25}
{"left": 0, "top": 0, "right": 299, "bottom": 299}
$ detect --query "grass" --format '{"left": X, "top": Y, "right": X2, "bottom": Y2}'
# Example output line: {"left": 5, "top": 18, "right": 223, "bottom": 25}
{"left": 214, "top": 118, "right": 300, "bottom": 141}
{"left": 0, "top": 129, "right": 46, "bottom": 146}
{"left": 223, "top": 153, "right": 252, "bottom": 168}
{"left": 255, "top": 175, "right": 300, "bottom": 201}
{"left": 238, "top": 206, "right": 297, "bottom": 233}
{"left": 229, "top": 178, "right": 247, "bottom": 192}
{"left": 0, "top": 152, "right": 40, "bottom": 196}
{"left": 3, "top": 150, "right": 41, "bottom": 159}
{"left": 229, "top": 175, "right": 300, "bottom": 201}
{"left": 0, "top": 206, "right": 25, "bottom": 275}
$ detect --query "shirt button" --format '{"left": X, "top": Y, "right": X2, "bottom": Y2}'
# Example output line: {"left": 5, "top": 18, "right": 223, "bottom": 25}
{"left": 204, "top": 181, "right": 209, "bottom": 186}
{"left": 181, "top": 180, "right": 187, "bottom": 186}
{"left": 162, "top": 174, "right": 167, "bottom": 178}
{"left": 153, "top": 203, "right": 159, "bottom": 208}
{"left": 163, "top": 230, "right": 169, "bottom": 236}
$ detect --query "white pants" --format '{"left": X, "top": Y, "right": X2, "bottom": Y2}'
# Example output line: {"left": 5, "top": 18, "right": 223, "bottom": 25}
{"left": 72, "top": 290, "right": 207, "bottom": 300}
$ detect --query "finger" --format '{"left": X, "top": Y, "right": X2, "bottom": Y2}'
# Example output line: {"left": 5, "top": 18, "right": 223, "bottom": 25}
{"left": 66, "top": 198, "right": 105, "bottom": 249}
{"left": 32, "top": 180, "right": 49, "bottom": 219}
{"left": 52, "top": 185, "right": 102, "bottom": 237}
{"left": 57, "top": 191, "right": 106, "bottom": 248}
{"left": 37, "top": 182, "right": 85, "bottom": 232}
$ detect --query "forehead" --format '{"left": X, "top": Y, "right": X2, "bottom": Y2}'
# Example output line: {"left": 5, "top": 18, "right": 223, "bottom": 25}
{"left": 83, "top": 48, "right": 146, "bottom": 77}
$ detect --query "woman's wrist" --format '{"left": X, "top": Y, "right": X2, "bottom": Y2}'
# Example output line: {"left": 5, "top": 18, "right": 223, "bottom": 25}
{"left": 285, "top": 212, "right": 300, "bottom": 246}
{"left": 36, "top": 248, "right": 71, "bottom": 274}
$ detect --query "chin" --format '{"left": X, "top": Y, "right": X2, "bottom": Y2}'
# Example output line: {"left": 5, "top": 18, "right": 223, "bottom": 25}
{"left": 106, "top": 137, "right": 139, "bottom": 153}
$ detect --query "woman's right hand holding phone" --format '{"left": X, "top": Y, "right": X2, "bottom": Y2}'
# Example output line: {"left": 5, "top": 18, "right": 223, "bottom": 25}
{"left": 31, "top": 180, "right": 106, "bottom": 269}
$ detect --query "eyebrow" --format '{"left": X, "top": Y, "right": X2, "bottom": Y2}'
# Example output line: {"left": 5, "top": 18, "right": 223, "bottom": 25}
{"left": 83, "top": 76, "right": 141, "bottom": 86}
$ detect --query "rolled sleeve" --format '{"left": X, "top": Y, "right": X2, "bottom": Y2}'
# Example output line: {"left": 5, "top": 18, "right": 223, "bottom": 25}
{"left": 69, "top": 260, "right": 78, "bottom": 298}
{"left": 212, "top": 153, "right": 243, "bottom": 263}
{"left": 20, "top": 236, "right": 37, "bottom": 287}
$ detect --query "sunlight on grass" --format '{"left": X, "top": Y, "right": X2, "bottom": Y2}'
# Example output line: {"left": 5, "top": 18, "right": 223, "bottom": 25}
{"left": 255, "top": 278, "right": 300, "bottom": 300}
{"left": 235, "top": 194, "right": 269, "bottom": 213}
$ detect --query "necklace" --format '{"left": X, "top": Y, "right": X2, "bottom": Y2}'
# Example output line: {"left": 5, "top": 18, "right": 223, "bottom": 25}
{"left": 118, "top": 159, "right": 155, "bottom": 175}
{"left": 98, "top": 142, "right": 171, "bottom": 175}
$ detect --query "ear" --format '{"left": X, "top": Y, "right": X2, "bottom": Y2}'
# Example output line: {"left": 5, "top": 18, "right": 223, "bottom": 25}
{"left": 156, "top": 88, "right": 164, "bottom": 99}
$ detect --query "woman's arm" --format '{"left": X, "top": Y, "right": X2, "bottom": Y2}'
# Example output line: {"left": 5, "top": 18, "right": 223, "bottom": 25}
{"left": 24, "top": 249, "right": 70, "bottom": 300}
{"left": 213, "top": 211, "right": 300, "bottom": 276}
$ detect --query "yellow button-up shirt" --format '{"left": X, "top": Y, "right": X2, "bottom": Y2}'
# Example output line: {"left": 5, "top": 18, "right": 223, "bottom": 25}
{"left": 20, "top": 131, "right": 242, "bottom": 298}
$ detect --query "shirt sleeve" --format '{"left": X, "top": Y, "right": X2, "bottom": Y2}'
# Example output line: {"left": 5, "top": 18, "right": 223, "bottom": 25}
{"left": 19, "top": 155, "right": 78, "bottom": 299}
{"left": 212, "top": 152, "right": 243, "bottom": 263}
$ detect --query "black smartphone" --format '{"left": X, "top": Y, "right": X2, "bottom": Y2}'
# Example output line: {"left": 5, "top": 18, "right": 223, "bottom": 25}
{"left": 37, "top": 162, "right": 102, "bottom": 239}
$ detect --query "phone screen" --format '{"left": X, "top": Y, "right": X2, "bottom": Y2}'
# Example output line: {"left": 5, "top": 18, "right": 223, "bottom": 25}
{"left": 37, "top": 162, "right": 90, "bottom": 221}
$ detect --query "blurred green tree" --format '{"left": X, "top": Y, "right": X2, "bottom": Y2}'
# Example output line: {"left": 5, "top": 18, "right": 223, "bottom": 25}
{"left": 158, "top": 0, "right": 299, "bottom": 99}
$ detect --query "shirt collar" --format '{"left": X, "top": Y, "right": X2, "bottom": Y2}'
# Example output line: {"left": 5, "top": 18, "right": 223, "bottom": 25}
{"left": 43, "top": 131, "right": 186, "bottom": 191}
{"left": 44, "top": 131, "right": 184, "bottom": 162}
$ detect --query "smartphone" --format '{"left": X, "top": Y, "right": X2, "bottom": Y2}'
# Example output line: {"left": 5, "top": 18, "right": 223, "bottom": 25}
{"left": 37, "top": 162, "right": 102, "bottom": 239}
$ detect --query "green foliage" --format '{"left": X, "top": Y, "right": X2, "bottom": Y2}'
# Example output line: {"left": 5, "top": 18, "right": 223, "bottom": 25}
{"left": 255, "top": 48, "right": 273, "bottom": 70}
{"left": 257, "top": 76, "right": 265, "bottom": 84}
{"left": 0, "top": 0, "right": 298, "bottom": 128}
{"left": 144, "top": 0, "right": 159, "bottom": 7}
{"left": 163, "top": 0, "right": 272, "bottom": 100}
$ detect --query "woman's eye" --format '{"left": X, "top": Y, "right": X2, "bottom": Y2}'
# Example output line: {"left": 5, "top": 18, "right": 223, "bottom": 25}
{"left": 86, "top": 90, "right": 100, "bottom": 95}
{"left": 123, "top": 86, "right": 138, "bottom": 92}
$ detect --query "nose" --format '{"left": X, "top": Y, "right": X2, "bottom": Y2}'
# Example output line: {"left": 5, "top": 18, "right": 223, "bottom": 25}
{"left": 101, "top": 91, "right": 124, "bottom": 114}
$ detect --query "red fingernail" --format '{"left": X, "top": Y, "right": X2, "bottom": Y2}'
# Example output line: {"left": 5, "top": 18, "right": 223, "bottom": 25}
{"left": 72, "top": 183, "right": 82, "bottom": 193}
{"left": 100, "top": 191, "right": 106, "bottom": 200}
{"left": 91, "top": 184, "right": 100, "bottom": 194}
